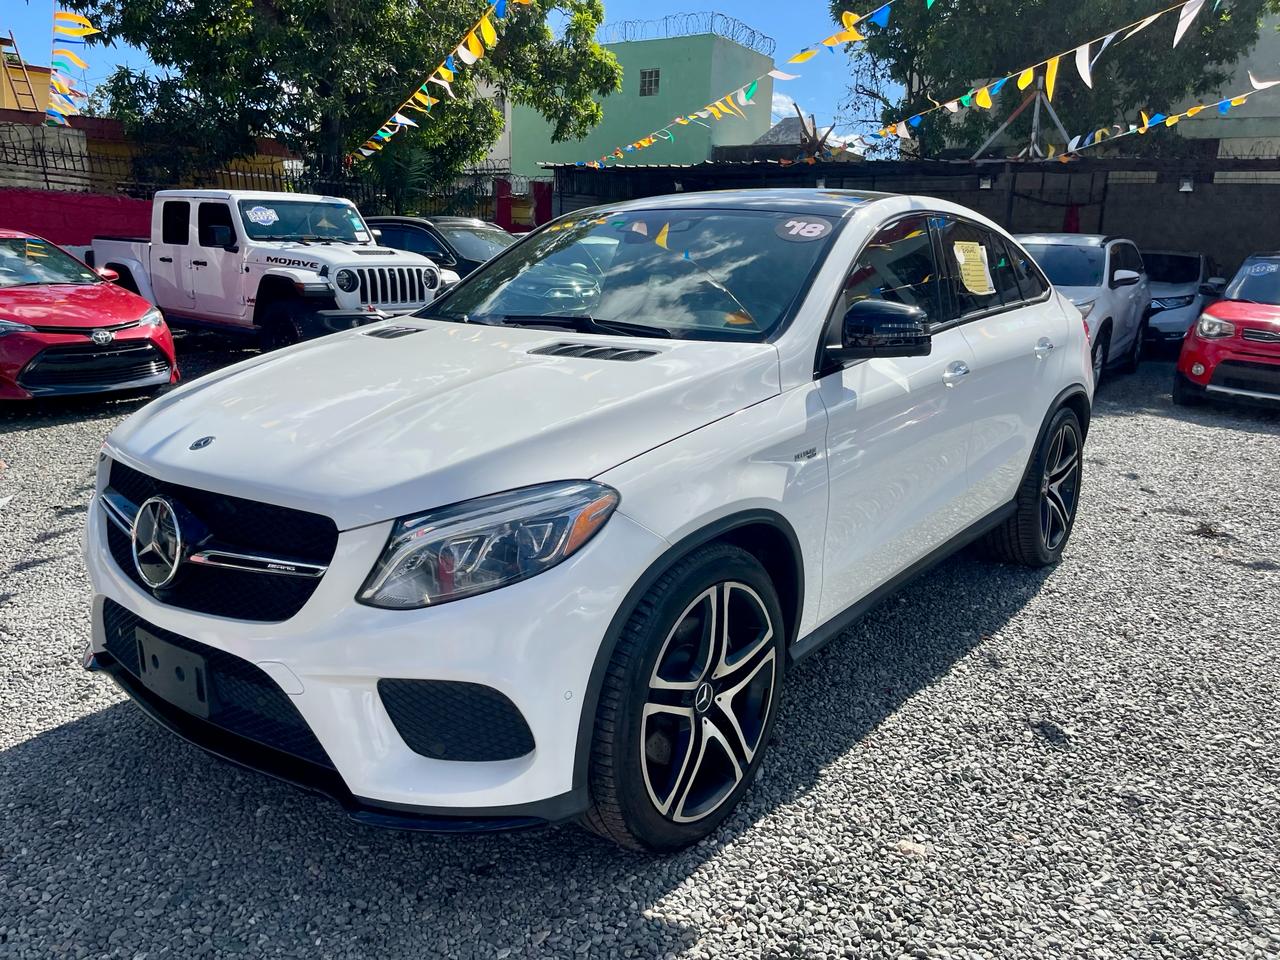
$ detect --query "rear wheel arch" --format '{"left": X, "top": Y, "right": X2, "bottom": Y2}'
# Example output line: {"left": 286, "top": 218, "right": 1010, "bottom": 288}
{"left": 572, "top": 509, "right": 804, "bottom": 791}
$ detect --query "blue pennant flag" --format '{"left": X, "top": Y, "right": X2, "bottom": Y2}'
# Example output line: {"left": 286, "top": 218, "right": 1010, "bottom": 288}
{"left": 1217, "top": 101, "right": 1231, "bottom": 114}
{"left": 1149, "top": 112, "right": 1167, "bottom": 124}
{"left": 496, "top": 0, "right": 507, "bottom": 15}
{"left": 909, "top": 115, "right": 922, "bottom": 127}
{"left": 990, "top": 77, "right": 1008, "bottom": 96}
{"left": 445, "top": 54, "right": 456, "bottom": 71}
{"left": 867, "top": 4, "right": 891, "bottom": 28}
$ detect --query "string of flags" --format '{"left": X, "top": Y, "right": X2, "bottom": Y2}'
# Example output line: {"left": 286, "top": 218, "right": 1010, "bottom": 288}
{"left": 45, "top": 11, "right": 99, "bottom": 126}
{"left": 1047, "top": 72, "right": 1280, "bottom": 161}
{"left": 571, "top": 0, "right": 902, "bottom": 167}
{"left": 351, "top": 0, "right": 531, "bottom": 162}
{"left": 873, "top": 0, "right": 1211, "bottom": 143}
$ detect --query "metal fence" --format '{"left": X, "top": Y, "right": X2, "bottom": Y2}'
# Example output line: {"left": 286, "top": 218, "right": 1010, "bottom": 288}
{"left": 598, "top": 12, "right": 776, "bottom": 55}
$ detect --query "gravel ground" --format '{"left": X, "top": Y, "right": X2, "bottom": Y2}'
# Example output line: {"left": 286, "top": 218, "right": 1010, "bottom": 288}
{"left": 1, "top": 337, "right": 1278, "bottom": 960}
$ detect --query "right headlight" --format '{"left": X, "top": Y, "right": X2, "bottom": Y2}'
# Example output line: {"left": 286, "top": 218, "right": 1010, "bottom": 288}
{"left": 335, "top": 269, "right": 358, "bottom": 293}
{"left": 358, "top": 481, "right": 620, "bottom": 609}
{"left": 1195, "top": 314, "right": 1235, "bottom": 339}
{"left": 0, "top": 318, "right": 35, "bottom": 337}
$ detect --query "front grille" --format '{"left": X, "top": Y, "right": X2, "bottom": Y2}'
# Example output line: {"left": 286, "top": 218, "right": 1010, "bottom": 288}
{"left": 1211, "top": 359, "right": 1280, "bottom": 395}
{"left": 1241, "top": 328, "right": 1280, "bottom": 344}
{"left": 105, "top": 460, "right": 338, "bottom": 622}
{"left": 102, "top": 598, "right": 333, "bottom": 768}
{"left": 18, "top": 341, "right": 169, "bottom": 390}
{"left": 378, "top": 679, "right": 535, "bottom": 761}
{"left": 355, "top": 266, "right": 438, "bottom": 307}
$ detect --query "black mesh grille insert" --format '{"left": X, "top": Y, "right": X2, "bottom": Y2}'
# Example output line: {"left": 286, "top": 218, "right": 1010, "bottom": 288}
{"left": 19, "top": 341, "right": 169, "bottom": 389}
{"left": 105, "top": 460, "right": 338, "bottom": 622}
{"left": 1211, "top": 359, "right": 1280, "bottom": 395}
{"left": 378, "top": 679, "right": 535, "bottom": 761}
{"left": 102, "top": 598, "right": 333, "bottom": 768}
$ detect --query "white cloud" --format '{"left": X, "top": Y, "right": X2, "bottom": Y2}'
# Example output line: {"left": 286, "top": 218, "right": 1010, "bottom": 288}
{"left": 772, "top": 90, "right": 797, "bottom": 118}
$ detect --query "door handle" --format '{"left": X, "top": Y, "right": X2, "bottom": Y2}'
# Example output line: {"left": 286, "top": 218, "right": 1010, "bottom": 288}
{"left": 158, "top": 256, "right": 172, "bottom": 263}
{"left": 1034, "top": 337, "right": 1055, "bottom": 359}
{"left": 191, "top": 259, "right": 209, "bottom": 267}
{"left": 942, "top": 360, "right": 971, "bottom": 386}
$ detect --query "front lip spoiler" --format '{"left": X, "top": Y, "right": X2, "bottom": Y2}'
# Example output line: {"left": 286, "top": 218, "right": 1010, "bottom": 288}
{"left": 86, "top": 649, "right": 584, "bottom": 833}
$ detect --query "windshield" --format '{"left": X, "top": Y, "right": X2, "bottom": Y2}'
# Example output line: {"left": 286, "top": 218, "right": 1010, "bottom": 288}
{"left": 237, "top": 200, "right": 368, "bottom": 242}
{"left": 1022, "top": 244, "right": 1104, "bottom": 288}
{"left": 439, "top": 225, "right": 516, "bottom": 262}
{"left": 425, "top": 209, "right": 839, "bottom": 341}
{"left": 0, "top": 237, "right": 99, "bottom": 288}
{"left": 1222, "top": 259, "right": 1280, "bottom": 305}
{"left": 1144, "top": 253, "right": 1201, "bottom": 285}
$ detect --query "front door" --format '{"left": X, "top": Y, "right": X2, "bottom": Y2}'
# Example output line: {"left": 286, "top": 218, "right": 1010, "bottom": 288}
{"left": 150, "top": 199, "right": 195, "bottom": 311}
{"left": 817, "top": 214, "right": 979, "bottom": 620}
{"left": 191, "top": 201, "right": 248, "bottom": 323}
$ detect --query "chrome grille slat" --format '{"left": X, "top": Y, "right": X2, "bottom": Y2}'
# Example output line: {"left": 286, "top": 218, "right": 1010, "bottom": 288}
{"left": 353, "top": 266, "right": 436, "bottom": 309}
{"left": 1242, "top": 328, "right": 1280, "bottom": 344}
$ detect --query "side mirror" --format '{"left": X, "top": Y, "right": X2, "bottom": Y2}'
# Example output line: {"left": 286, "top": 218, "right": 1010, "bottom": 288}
{"left": 1112, "top": 268, "right": 1141, "bottom": 287}
{"left": 1198, "top": 282, "right": 1222, "bottom": 297}
{"left": 371, "top": 228, "right": 383, "bottom": 239}
{"left": 96, "top": 266, "right": 120, "bottom": 282}
{"left": 828, "top": 299, "right": 932, "bottom": 365}
{"left": 208, "top": 224, "right": 237, "bottom": 251}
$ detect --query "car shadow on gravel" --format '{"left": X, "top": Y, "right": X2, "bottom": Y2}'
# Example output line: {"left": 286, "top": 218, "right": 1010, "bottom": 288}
{"left": 0, "top": 550, "right": 1052, "bottom": 958}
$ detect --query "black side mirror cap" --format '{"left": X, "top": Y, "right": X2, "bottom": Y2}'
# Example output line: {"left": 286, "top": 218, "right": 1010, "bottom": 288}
{"left": 1198, "top": 282, "right": 1223, "bottom": 296}
{"left": 827, "top": 299, "right": 932, "bottom": 365}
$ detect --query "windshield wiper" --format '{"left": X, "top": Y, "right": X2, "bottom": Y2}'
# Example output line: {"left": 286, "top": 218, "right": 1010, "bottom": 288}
{"left": 498, "top": 314, "right": 672, "bottom": 339}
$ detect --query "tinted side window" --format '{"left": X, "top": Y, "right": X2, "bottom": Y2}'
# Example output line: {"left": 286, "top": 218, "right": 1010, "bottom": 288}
{"left": 834, "top": 215, "right": 941, "bottom": 325}
{"left": 1005, "top": 239, "right": 1050, "bottom": 300}
{"left": 401, "top": 228, "right": 448, "bottom": 260}
{"left": 197, "top": 203, "right": 235, "bottom": 247}
{"left": 161, "top": 201, "right": 190, "bottom": 246}
{"left": 938, "top": 218, "right": 1006, "bottom": 315}
{"left": 376, "top": 226, "right": 406, "bottom": 249}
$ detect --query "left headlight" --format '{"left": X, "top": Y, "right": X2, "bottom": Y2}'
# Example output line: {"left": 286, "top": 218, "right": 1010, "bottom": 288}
{"left": 358, "top": 481, "right": 620, "bottom": 609}
{"left": 335, "top": 269, "right": 358, "bottom": 293}
{"left": 139, "top": 307, "right": 165, "bottom": 327}
{"left": 0, "top": 318, "right": 35, "bottom": 337}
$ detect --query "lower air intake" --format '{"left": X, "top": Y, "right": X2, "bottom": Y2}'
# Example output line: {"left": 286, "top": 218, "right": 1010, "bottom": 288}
{"left": 378, "top": 679, "right": 535, "bottom": 761}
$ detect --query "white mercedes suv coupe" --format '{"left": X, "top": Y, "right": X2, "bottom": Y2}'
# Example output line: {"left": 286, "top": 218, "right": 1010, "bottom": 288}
{"left": 83, "top": 190, "right": 1093, "bottom": 851}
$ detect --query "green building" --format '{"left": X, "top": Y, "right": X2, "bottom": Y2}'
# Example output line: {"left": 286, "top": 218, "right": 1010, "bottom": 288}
{"left": 506, "top": 18, "right": 776, "bottom": 177}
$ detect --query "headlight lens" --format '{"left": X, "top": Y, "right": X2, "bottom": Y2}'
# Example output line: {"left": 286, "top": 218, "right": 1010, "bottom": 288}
{"left": 335, "top": 269, "right": 358, "bottom": 293}
{"left": 1073, "top": 299, "right": 1096, "bottom": 320}
{"left": 139, "top": 307, "right": 165, "bottom": 327}
{"left": 0, "top": 318, "right": 35, "bottom": 336}
{"left": 359, "top": 481, "right": 620, "bottom": 609}
{"left": 1196, "top": 314, "right": 1235, "bottom": 339}
{"left": 1153, "top": 295, "right": 1195, "bottom": 311}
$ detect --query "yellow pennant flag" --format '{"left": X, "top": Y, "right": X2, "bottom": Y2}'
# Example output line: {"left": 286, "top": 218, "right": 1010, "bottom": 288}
{"left": 824, "top": 27, "right": 863, "bottom": 45}
{"left": 50, "top": 76, "right": 71, "bottom": 94}
{"left": 707, "top": 104, "right": 723, "bottom": 119}
{"left": 466, "top": 31, "right": 484, "bottom": 58}
{"left": 719, "top": 96, "right": 746, "bottom": 118}
{"left": 53, "top": 11, "right": 94, "bottom": 26}
{"left": 52, "top": 47, "right": 88, "bottom": 69}
{"left": 975, "top": 86, "right": 993, "bottom": 109}
{"left": 53, "top": 24, "right": 100, "bottom": 37}
{"left": 413, "top": 91, "right": 439, "bottom": 107}
{"left": 1186, "top": 104, "right": 1204, "bottom": 116}
{"left": 1045, "top": 56, "right": 1060, "bottom": 101}
{"left": 788, "top": 48, "right": 819, "bottom": 64}
{"left": 437, "top": 64, "right": 454, "bottom": 82}
{"left": 480, "top": 16, "right": 498, "bottom": 46}
{"left": 1139, "top": 110, "right": 1151, "bottom": 133}
{"left": 1165, "top": 114, "right": 1180, "bottom": 126}
{"left": 1047, "top": 143, "right": 1057, "bottom": 158}
{"left": 1017, "top": 67, "right": 1035, "bottom": 91}
{"left": 655, "top": 223, "right": 670, "bottom": 249}
{"left": 841, "top": 10, "right": 859, "bottom": 27}
{"left": 1231, "top": 95, "right": 1248, "bottom": 106}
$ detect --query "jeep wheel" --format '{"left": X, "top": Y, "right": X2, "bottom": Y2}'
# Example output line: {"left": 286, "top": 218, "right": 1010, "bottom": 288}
{"left": 260, "top": 301, "right": 303, "bottom": 351}
{"left": 582, "top": 543, "right": 785, "bottom": 851}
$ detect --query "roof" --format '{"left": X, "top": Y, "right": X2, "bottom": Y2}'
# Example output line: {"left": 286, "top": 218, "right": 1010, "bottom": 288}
{"left": 579, "top": 187, "right": 894, "bottom": 217}
{"left": 366, "top": 215, "right": 501, "bottom": 229}
{"left": 1016, "top": 233, "right": 1110, "bottom": 246}
{"left": 0, "top": 228, "right": 39, "bottom": 240}
{"left": 1140, "top": 250, "right": 1205, "bottom": 257}
{"left": 754, "top": 117, "right": 806, "bottom": 146}
{"left": 153, "top": 189, "right": 352, "bottom": 203}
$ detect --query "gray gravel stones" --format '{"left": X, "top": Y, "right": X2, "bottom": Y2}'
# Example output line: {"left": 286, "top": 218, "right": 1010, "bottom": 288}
{"left": 1, "top": 342, "right": 1278, "bottom": 959}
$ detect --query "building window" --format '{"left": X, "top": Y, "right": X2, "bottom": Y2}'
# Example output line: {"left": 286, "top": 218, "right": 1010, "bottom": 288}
{"left": 639, "top": 68, "right": 660, "bottom": 97}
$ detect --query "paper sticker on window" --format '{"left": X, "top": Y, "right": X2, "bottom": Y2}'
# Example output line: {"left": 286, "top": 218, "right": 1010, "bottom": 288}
{"left": 246, "top": 205, "right": 280, "bottom": 226}
{"left": 1248, "top": 261, "right": 1277, "bottom": 276}
{"left": 354, "top": 231, "right": 370, "bottom": 242}
{"left": 776, "top": 218, "right": 832, "bottom": 242}
{"left": 953, "top": 241, "right": 995, "bottom": 295}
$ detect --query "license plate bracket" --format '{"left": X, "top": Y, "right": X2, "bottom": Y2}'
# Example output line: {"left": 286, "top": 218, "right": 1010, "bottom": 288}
{"left": 135, "top": 627, "right": 212, "bottom": 719}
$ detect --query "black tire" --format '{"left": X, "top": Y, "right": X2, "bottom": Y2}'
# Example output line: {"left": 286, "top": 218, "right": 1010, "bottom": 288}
{"left": 581, "top": 543, "right": 785, "bottom": 851}
{"left": 259, "top": 300, "right": 303, "bottom": 351}
{"left": 978, "top": 406, "right": 1084, "bottom": 566}
{"left": 1090, "top": 326, "right": 1110, "bottom": 388}
{"left": 1172, "top": 372, "right": 1205, "bottom": 406}
{"left": 1117, "top": 318, "right": 1147, "bottom": 374}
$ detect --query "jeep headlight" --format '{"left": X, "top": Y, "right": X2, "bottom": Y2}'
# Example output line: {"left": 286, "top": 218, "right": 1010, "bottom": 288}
{"left": 336, "top": 269, "right": 358, "bottom": 293}
{"left": 1195, "top": 314, "right": 1235, "bottom": 339}
{"left": 358, "top": 481, "right": 620, "bottom": 608}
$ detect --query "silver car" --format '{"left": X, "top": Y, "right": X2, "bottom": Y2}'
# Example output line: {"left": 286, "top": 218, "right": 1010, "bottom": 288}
{"left": 1142, "top": 250, "right": 1225, "bottom": 343}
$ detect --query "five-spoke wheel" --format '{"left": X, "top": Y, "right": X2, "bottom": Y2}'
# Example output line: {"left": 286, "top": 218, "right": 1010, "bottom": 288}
{"left": 1039, "top": 420, "right": 1081, "bottom": 552}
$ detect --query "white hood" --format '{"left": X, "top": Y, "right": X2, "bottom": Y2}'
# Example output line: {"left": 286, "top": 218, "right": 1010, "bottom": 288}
{"left": 106, "top": 321, "right": 781, "bottom": 529}
{"left": 246, "top": 242, "right": 435, "bottom": 273}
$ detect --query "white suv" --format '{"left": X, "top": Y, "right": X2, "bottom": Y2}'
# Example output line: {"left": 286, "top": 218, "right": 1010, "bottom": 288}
{"left": 1018, "top": 234, "right": 1151, "bottom": 385}
{"left": 84, "top": 191, "right": 1094, "bottom": 851}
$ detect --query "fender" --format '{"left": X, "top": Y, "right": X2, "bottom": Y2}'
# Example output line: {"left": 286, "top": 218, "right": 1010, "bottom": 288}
{"left": 570, "top": 509, "right": 804, "bottom": 791}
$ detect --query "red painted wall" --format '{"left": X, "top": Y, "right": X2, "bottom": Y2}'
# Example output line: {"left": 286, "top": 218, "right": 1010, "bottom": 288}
{"left": 0, "top": 188, "right": 152, "bottom": 246}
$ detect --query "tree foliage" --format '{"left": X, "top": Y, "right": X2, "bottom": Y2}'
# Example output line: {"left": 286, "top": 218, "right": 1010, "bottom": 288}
{"left": 831, "top": 0, "right": 1279, "bottom": 156}
{"left": 68, "top": 0, "right": 620, "bottom": 179}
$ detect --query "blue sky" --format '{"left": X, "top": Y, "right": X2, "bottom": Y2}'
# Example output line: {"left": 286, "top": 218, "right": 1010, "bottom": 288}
{"left": 7, "top": 0, "right": 852, "bottom": 130}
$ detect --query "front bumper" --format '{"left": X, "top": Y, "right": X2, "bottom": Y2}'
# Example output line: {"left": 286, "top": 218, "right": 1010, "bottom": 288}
{"left": 1148, "top": 302, "right": 1200, "bottom": 341}
{"left": 0, "top": 325, "right": 178, "bottom": 400}
{"left": 1177, "top": 333, "right": 1280, "bottom": 405}
{"left": 83, "top": 493, "right": 668, "bottom": 827}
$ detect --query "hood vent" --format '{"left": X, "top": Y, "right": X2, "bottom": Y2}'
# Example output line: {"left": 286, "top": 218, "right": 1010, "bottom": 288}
{"left": 353, "top": 247, "right": 399, "bottom": 256}
{"left": 363, "top": 325, "right": 424, "bottom": 340}
{"left": 529, "top": 341, "right": 658, "bottom": 362}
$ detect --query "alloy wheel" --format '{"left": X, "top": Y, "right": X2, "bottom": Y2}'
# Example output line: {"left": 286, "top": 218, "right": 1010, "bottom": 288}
{"left": 1040, "top": 422, "right": 1081, "bottom": 551}
{"left": 640, "top": 582, "right": 777, "bottom": 824}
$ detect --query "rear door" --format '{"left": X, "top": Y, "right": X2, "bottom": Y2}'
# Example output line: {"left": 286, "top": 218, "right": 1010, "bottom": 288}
{"left": 150, "top": 199, "right": 194, "bottom": 310}
{"left": 936, "top": 217, "right": 1068, "bottom": 515}
{"left": 817, "top": 213, "right": 979, "bottom": 620}
{"left": 192, "top": 201, "right": 248, "bottom": 323}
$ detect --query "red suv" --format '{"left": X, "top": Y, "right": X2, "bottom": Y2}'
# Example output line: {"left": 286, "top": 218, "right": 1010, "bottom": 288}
{"left": 1174, "top": 253, "right": 1280, "bottom": 407}
{"left": 0, "top": 231, "right": 178, "bottom": 400}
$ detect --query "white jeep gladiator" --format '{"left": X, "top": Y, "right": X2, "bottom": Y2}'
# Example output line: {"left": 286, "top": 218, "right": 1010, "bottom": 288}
{"left": 85, "top": 190, "right": 458, "bottom": 346}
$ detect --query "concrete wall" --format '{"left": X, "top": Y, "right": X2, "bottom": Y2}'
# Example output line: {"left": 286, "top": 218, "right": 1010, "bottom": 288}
{"left": 508, "top": 34, "right": 773, "bottom": 177}
{"left": 1175, "top": 14, "right": 1280, "bottom": 157}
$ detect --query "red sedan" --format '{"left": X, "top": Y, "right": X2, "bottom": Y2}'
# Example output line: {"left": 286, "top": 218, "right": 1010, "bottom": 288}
{"left": 1174, "top": 253, "right": 1280, "bottom": 407}
{"left": 0, "top": 230, "right": 178, "bottom": 400}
